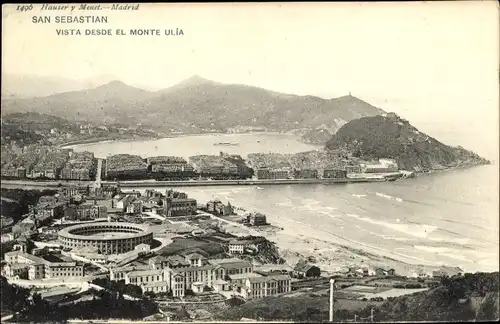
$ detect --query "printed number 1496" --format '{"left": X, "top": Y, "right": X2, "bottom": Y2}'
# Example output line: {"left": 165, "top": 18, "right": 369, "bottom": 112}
{"left": 17, "top": 5, "right": 33, "bottom": 12}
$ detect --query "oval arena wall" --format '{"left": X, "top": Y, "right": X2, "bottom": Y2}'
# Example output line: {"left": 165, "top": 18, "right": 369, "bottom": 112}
{"left": 58, "top": 222, "right": 153, "bottom": 255}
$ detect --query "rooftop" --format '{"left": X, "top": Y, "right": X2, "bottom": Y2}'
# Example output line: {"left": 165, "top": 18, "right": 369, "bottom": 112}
{"left": 127, "top": 269, "right": 164, "bottom": 277}
{"left": 42, "top": 253, "right": 74, "bottom": 263}
{"left": 247, "top": 274, "right": 291, "bottom": 283}
{"left": 229, "top": 273, "right": 262, "bottom": 280}
{"left": 142, "top": 281, "right": 168, "bottom": 288}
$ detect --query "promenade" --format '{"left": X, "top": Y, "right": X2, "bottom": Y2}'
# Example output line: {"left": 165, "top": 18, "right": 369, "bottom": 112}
{"left": 0, "top": 176, "right": 387, "bottom": 190}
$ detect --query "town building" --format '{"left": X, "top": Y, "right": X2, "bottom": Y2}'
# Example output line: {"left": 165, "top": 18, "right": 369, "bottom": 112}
{"left": 189, "top": 155, "right": 239, "bottom": 177}
{"left": 227, "top": 240, "right": 252, "bottom": 255}
{"left": 293, "top": 263, "right": 321, "bottom": 278}
{"left": 36, "top": 201, "right": 67, "bottom": 220}
{"left": 145, "top": 189, "right": 164, "bottom": 199}
{"left": 374, "top": 267, "right": 396, "bottom": 276}
{"left": 3, "top": 251, "right": 84, "bottom": 280}
{"left": 110, "top": 254, "right": 254, "bottom": 298}
{"left": 354, "top": 266, "right": 376, "bottom": 277}
{"left": 161, "top": 197, "right": 197, "bottom": 217}
{"left": 206, "top": 200, "right": 234, "bottom": 216}
{"left": 60, "top": 151, "right": 95, "bottom": 180}
{"left": 345, "top": 165, "right": 363, "bottom": 174}
{"left": 61, "top": 186, "right": 91, "bottom": 197}
{"left": 411, "top": 269, "right": 429, "bottom": 279}
{"left": 16, "top": 167, "right": 26, "bottom": 178}
{"left": 254, "top": 167, "right": 291, "bottom": 180}
{"left": 241, "top": 274, "right": 292, "bottom": 299}
{"left": 247, "top": 213, "right": 267, "bottom": 226}
{"left": 112, "top": 194, "right": 143, "bottom": 214}
{"left": 105, "top": 154, "right": 148, "bottom": 180}
{"left": 293, "top": 169, "right": 318, "bottom": 179}
{"left": 65, "top": 202, "right": 107, "bottom": 221}
{"left": 361, "top": 164, "right": 397, "bottom": 174}
{"left": 89, "top": 185, "right": 119, "bottom": 199}
{"left": 323, "top": 168, "right": 347, "bottom": 179}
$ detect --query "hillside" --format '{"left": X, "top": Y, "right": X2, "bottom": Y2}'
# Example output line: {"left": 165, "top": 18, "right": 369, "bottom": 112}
{"left": 217, "top": 272, "right": 499, "bottom": 322}
{"left": 301, "top": 128, "right": 333, "bottom": 145}
{"left": 1, "top": 74, "right": 120, "bottom": 99}
{"left": 2, "top": 112, "right": 80, "bottom": 133}
{"left": 1, "top": 76, "right": 385, "bottom": 133}
{"left": 1, "top": 81, "right": 158, "bottom": 126}
{"left": 0, "top": 123, "right": 45, "bottom": 146}
{"left": 325, "top": 114, "right": 489, "bottom": 171}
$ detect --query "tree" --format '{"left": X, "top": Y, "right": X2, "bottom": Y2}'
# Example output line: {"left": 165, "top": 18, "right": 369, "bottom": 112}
{"left": 476, "top": 293, "right": 499, "bottom": 321}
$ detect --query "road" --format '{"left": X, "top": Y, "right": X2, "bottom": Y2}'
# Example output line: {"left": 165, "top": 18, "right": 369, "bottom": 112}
{"left": 0, "top": 176, "right": 387, "bottom": 190}
{"left": 94, "top": 158, "right": 103, "bottom": 188}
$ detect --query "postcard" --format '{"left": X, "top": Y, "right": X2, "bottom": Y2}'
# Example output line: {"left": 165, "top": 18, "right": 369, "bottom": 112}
{"left": 1, "top": 2, "right": 499, "bottom": 323}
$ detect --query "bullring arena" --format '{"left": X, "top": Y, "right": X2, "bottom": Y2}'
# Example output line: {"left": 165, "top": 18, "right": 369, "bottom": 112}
{"left": 58, "top": 222, "right": 153, "bottom": 255}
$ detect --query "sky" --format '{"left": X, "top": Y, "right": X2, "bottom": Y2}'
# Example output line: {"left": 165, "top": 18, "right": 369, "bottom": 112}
{"left": 2, "top": 2, "right": 499, "bottom": 159}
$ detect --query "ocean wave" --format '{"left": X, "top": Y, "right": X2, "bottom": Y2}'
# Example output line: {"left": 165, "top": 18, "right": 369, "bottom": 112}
{"left": 375, "top": 192, "right": 404, "bottom": 202}
{"left": 352, "top": 194, "right": 367, "bottom": 198}
{"left": 413, "top": 246, "right": 472, "bottom": 263}
{"left": 413, "top": 245, "right": 454, "bottom": 253}
{"left": 365, "top": 231, "right": 413, "bottom": 242}
{"left": 302, "top": 199, "right": 320, "bottom": 205}
{"left": 318, "top": 211, "right": 339, "bottom": 219}
{"left": 345, "top": 213, "right": 438, "bottom": 239}
{"left": 259, "top": 212, "right": 440, "bottom": 265}
{"left": 426, "top": 237, "right": 470, "bottom": 245}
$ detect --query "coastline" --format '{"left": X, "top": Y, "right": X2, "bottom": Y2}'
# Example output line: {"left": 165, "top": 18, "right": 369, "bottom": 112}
{"left": 0, "top": 177, "right": 386, "bottom": 190}
{"left": 0, "top": 163, "right": 491, "bottom": 189}
{"left": 218, "top": 206, "right": 444, "bottom": 278}
{"left": 58, "top": 131, "right": 290, "bottom": 149}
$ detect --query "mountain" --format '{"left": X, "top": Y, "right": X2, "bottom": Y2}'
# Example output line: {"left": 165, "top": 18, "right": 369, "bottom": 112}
{"left": 1, "top": 81, "right": 158, "bottom": 124}
{"left": 1, "top": 74, "right": 122, "bottom": 99}
{"left": 325, "top": 113, "right": 490, "bottom": 171}
{"left": 1, "top": 76, "right": 385, "bottom": 132}
{"left": 300, "top": 128, "right": 333, "bottom": 145}
{"left": 148, "top": 78, "right": 385, "bottom": 131}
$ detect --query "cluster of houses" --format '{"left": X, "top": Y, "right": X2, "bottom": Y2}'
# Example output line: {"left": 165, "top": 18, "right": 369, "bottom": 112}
{"left": 1, "top": 146, "right": 97, "bottom": 180}
{"left": 102, "top": 188, "right": 198, "bottom": 218}
{"left": 344, "top": 264, "right": 464, "bottom": 279}
{"left": 3, "top": 247, "right": 85, "bottom": 280}
{"left": 110, "top": 249, "right": 292, "bottom": 299}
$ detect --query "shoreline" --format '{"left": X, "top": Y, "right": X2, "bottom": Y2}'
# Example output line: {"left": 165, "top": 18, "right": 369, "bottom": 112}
{"left": 0, "top": 177, "right": 387, "bottom": 190}
{"left": 0, "top": 163, "right": 492, "bottom": 189}
{"left": 217, "top": 206, "right": 453, "bottom": 278}
{"left": 218, "top": 203, "right": 494, "bottom": 278}
{"left": 58, "top": 131, "right": 291, "bottom": 149}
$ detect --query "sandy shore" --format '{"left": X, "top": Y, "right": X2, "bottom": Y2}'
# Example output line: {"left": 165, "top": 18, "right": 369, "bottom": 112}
{"left": 218, "top": 213, "right": 441, "bottom": 277}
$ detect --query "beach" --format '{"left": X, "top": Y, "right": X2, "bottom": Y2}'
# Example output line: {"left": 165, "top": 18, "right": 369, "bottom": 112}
{"left": 67, "top": 133, "right": 499, "bottom": 276}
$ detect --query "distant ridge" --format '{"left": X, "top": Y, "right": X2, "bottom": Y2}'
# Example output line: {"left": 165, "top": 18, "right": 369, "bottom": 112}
{"left": 1, "top": 76, "right": 385, "bottom": 133}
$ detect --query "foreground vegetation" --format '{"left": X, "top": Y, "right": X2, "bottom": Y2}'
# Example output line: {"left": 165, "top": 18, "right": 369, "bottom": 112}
{"left": 1, "top": 276, "right": 158, "bottom": 322}
{"left": 218, "top": 272, "right": 499, "bottom": 322}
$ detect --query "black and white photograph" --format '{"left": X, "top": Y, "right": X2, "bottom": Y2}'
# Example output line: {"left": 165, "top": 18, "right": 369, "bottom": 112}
{"left": 1, "top": 2, "right": 499, "bottom": 323}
